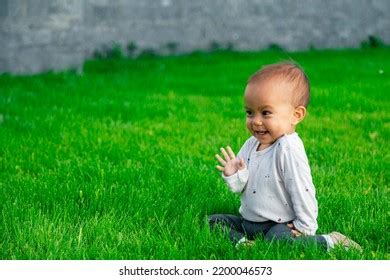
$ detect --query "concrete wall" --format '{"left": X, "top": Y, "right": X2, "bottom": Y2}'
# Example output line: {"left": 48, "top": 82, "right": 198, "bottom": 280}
{"left": 0, "top": 0, "right": 389, "bottom": 74}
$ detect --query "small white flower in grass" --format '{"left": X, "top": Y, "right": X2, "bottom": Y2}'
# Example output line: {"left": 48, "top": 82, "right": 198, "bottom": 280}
{"left": 378, "top": 69, "right": 384, "bottom": 74}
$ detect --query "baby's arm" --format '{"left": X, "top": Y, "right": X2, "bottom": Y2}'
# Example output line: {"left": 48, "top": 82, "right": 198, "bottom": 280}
{"left": 280, "top": 146, "right": 318, "bottom": 235}
{"left": 215, "top": 146, "right": 248, "bottom": 193}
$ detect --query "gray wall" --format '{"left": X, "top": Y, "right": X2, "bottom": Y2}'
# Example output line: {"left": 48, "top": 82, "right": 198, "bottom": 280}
{"left": 0, "top": 0, "right": 389, "bottom": 74}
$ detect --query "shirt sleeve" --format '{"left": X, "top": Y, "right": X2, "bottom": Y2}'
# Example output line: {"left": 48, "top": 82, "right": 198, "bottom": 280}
{"left": 279, "top": 144, "right": 318, "bottom": 235}
{"left": 220, "top": 137, "right": 253, "bottom": 193}
{"left": 222, "top": 168, "right": 249, "bottom": 193}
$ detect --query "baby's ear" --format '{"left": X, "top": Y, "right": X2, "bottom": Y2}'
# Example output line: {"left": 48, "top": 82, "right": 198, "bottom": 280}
{"left": 292, "top": 106, "right": 306, "bottom": 125}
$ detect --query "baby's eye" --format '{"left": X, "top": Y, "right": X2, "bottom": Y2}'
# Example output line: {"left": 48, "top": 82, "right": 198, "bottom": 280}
{"left": 246, "top": 110, "right": 253, "bottom": 117}
{"left": 262, "top": 111, "right": 272, "bottom": 116}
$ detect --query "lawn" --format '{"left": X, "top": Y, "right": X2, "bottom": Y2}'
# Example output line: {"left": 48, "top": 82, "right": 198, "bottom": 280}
{"left": 0, "top": 47, "right": 389, "bottom": 260}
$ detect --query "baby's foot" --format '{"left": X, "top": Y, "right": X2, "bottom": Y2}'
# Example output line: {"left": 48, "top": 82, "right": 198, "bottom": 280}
{"left": 328, "top": 232, "right": 362, "bottom": 252}
{"left": 235, "top": 237, "right": 255, "bottom": 249}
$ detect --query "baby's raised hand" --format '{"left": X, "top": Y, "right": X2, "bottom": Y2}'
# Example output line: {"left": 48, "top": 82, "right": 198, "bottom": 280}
{"left": 215, "top": 146, "right": 246, "bottom": 177}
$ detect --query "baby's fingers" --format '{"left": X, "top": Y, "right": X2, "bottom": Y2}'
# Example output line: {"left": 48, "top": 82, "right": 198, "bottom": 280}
{"left": 216, "top": 165, "right": 224, "bottom": 172}
{"left": 215, "top": 154, "right": 226, "bottom": 166}
{"left": 291, "top": 229, "right": 302, "bottom": 237}
{"left": 220, "top": 147, "right": 231, "bottom": 161}
{"left": 226, "top": 146, "right": 236, "bottom": 160}
{"left": 287, "top": 223, "right": 302, "bottom": 237}
{"left": 238, "top": 158, "right": 246, "bottom": 170}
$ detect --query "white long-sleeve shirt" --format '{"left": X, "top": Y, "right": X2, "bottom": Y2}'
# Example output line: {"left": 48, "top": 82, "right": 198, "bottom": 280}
{"left": 222, "top": 133, "right": 318, "bottom": 235}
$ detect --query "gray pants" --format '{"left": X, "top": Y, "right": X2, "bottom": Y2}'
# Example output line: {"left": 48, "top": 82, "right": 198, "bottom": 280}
{"left": 208, "top": 214, "right": 327, "bottom": 249}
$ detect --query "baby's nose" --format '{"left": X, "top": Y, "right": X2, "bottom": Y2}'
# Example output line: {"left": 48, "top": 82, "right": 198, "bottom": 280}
{"left": 253, "top": 118, "right": 263, "bottom": 126}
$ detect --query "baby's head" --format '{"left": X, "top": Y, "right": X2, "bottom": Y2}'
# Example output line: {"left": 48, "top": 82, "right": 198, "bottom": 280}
{"left": 244, "top": 61, "right": 310, "bottom": 149}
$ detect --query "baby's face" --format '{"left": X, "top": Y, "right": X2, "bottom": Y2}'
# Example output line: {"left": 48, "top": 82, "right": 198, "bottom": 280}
{"left": 244, "top": 78, "right": 297, "bottom": 149}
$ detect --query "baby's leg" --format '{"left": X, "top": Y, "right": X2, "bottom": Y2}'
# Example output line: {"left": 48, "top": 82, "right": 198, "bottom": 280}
{"left": 264, "top": 223, "right": 328, "bottom": 250}
{"left": 241, "top": 219, "right": 278, "bottom": 240}
{"left": 208, "top": 214, "right": 245, "bottom": 243}
{"left": 264, "top": 223, "right": 292, "bottom": 240}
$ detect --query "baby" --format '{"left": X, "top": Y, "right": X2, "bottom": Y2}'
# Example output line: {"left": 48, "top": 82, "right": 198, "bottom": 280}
{"left": 209, "top": 62, "right": 361, "bottom": 252}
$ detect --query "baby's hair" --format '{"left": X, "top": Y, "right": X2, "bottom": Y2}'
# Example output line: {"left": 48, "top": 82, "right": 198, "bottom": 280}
{"left": 247, "top": 61, "right": 311, "bottom": 108}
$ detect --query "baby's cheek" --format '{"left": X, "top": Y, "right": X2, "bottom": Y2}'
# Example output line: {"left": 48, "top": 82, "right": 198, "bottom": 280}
{"left": 245, "top": 119, "right": 252, "bottom": 131}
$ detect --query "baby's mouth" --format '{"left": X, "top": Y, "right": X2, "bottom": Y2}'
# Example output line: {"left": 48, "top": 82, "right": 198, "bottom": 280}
{"left": 254, "top": 130, "right": 268, "bottom": 136}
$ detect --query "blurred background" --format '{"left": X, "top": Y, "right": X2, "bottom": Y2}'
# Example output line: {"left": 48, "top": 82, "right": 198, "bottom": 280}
{"left": 0, "top": 0, "right": 389, "bottom": 74}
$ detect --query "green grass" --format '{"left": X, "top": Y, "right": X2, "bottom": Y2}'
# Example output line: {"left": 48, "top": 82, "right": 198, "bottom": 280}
{"left": 0, "top": 48, "right": 389, "bottom": 260}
